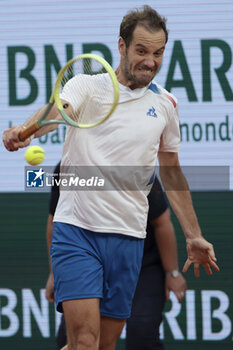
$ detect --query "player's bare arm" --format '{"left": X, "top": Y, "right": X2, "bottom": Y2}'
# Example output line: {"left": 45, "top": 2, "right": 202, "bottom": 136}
{"left": 2, "top": 99, "right": 71, "bottom": 152}
{"left": 158, "top": 151, "right": 220, "bottom": 277}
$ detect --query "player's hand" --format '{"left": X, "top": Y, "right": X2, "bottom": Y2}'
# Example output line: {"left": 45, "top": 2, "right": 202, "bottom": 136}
{"left": 2, "top": 125, "right": 31, "bottom": 151}
{"left": 45, "top": 272, "right": 55, "bottom": 303}
{"left": 182, "top": 237, "right": 220, "bottom": 277}
{"left": 165, "top": 273, "right": 187, "bottom": 303}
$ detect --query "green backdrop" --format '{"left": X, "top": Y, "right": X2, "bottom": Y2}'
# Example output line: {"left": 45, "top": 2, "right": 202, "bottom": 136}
{"left": 0, "top": 191, "right": 232, "bottom": 349}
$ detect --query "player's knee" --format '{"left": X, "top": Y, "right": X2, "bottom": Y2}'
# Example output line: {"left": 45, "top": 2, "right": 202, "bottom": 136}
{"left": 69, "top": 327, "right": 99, "bottom": 349}
{"left": 78, "top": 332, "right": 99, "bottom": 348}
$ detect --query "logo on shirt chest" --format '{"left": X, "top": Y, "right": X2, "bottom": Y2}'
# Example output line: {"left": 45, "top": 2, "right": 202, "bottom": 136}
{"left": 146, "top": 106, "right": 157, "bottom": 118}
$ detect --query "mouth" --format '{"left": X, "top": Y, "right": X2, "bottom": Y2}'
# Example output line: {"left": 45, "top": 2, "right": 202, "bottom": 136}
{"left": 137, "top": 66, "right": 156, "bottom": 75}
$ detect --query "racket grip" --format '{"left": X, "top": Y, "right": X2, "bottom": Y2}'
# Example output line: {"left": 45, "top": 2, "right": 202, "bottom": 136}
{"left": 19, "top": 122, "right": 40, "bottom": 141}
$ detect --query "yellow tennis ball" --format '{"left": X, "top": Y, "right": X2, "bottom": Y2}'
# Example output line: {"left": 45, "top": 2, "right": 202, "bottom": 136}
{"left": 25, "top": 146, "right": 45, "bottom": 165}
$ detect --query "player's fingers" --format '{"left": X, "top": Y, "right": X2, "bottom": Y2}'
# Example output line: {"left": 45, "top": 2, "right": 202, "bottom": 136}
{"left": 48, "top": 295, "right": 55, "bottom": 303}
{"left": 8, "top": 140, "right": 30, "bottom": 152}
{"left": 3, "top": 126, "right": 25, "bottom": 151}
{"left": 175, "top": 292, "right": 181, "bottom": 303}
{"left": 175, "top": 290, "right": 185, "bottom": 303}
{"left": 180, "top": 291, "right": 185, "bottom": 302}
{"left": 2, "top": 132, "right": 15, "bottom": 151}
{"left": 194, "top": 263, "right": 200, "bottom": 278}
{"left": 203, "top": 263, "right": 212, "bottom": 275}
{"left": 208, "top": 259, "right": 220, "bottom": 272}
{"left": 18, "top": 138, "right": 31, "bottom": 149}
{"left": 182, "top": 259, "right": 192, "bottom": 273}
{"left": 45, "top": 290, "right": 54, "bottom": 303}
{"left": 206, "top": 243, "right": 217, "bottom": 261}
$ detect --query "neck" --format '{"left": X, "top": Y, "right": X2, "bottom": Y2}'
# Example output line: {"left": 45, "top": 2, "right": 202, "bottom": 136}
{"left": 115, "top": 66, "right": 129, "bottom": 87}
{"left": 115, "top": 66, "right": 142, "bottom": 90}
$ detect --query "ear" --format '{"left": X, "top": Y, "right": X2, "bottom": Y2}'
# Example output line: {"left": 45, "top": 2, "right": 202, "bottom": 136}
{"left": 118, "top": 37, "right": 126, "bottom": 57}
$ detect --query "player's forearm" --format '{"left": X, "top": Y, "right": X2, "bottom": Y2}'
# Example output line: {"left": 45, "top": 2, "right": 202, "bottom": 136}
{"left": 160, "top": 166, "right": 202, "bottom": 239}
{"left": 23, "top": 106, "right": 46, "bottom": 128}
{"left": 24, "top": 105, "right": 59, "bottom": 138}
{"left": 166, "top": 191, "right": 202, "bottom": 239}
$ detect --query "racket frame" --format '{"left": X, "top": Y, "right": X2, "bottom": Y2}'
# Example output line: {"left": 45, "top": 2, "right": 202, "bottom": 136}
{"left": 19, "top": 53, "right": 119, "bottom": 141}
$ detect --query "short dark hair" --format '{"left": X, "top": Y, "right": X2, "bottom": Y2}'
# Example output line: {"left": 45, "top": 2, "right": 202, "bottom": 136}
{"left": 120, "top": 5, "right": 168, "bottom": 48}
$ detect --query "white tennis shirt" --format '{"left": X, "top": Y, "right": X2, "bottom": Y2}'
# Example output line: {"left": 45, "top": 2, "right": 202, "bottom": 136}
{"left": 53, "top": 74, "right": 180, "bottom": 238}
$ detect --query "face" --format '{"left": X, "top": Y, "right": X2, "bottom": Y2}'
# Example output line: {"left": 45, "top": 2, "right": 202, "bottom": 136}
{"left": 118, "top": 25, "right": 166, "bottom": 89}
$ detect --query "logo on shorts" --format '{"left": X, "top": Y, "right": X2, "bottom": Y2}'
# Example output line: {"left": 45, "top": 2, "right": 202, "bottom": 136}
{"left": 26, "top": 168, "right": 45, "bottom": 187}
{"left": 147, "top": 106, "right": 157, "bottom": 118}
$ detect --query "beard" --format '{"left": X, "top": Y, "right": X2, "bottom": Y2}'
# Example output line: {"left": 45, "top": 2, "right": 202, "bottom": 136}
{"left": 122, "top": 55, "right": 157, "bottom": 88}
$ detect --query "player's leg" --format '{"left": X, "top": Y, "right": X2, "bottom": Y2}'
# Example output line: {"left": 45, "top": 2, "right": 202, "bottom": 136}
{"left": 51, "top": 223, "right": 105, "bottom": 350}
{"left": 62, "top": 298, "right": 100, "bottom": 350}
{"left": 56, "top": 314, "right": 67, "bottom": 350}
{"left": 99, "top": 316, "right": 126, "bottom": 350}
{"left": 100, "top": 233, "right": 144, "bottom": 350}
{"left": 125, "top": 264, "right": 166, "bottom": 350}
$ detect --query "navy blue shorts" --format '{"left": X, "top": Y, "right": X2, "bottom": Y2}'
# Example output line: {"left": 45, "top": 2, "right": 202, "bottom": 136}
{"left": 51, "top": 222, "right": 144, "bottom": 319}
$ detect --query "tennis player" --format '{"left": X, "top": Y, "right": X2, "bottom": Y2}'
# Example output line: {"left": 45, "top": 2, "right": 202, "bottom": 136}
{"left": 3, "top": 5, "right": 219, "bottom": 350}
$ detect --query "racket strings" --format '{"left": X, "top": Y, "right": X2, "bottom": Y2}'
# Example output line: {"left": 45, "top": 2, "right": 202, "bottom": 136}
{"left": 60, "top": 58, "right": 115, "bottom": 126}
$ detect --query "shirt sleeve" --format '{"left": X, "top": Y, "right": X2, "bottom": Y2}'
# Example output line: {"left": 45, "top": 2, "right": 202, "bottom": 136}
{"left": 147, "top": 177, "right": 168, "bottom": 221}
{"left": 159, "top": 97, "right": 180, "bottom": 153}
{"left": 49, "top": 162, "right": 61, "bottom": 216}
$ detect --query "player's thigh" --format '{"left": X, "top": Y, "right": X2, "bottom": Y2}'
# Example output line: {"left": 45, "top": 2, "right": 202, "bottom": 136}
{"left": 99, "top": 316, "right": 126, "bottom": 350}
{"left": 63, "top": 298, "right": 101, "bottom": 344}
{"left": 51, "top": 223, "right": 104, "bottom": 313}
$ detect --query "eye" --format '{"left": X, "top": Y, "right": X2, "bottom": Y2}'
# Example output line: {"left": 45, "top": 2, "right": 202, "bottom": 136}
{"left": 154, "top": 50, "right": 164, "bottom": 57}
{"left": 137, "top": 48, "right": 145, "bottom": 55}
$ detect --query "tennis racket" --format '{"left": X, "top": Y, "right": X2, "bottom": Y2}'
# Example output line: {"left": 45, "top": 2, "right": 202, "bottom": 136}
{"left": 19, "top": 53, "right": 119, "bottom": 141}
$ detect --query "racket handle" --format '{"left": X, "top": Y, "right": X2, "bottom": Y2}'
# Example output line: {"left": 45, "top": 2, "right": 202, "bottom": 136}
{"left": 19, "top": 122, "right": 40, "bottom": 141}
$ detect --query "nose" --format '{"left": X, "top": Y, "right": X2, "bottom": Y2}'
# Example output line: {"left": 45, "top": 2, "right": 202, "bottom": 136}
{"left": 143, "top": 57, "right": 156, "bottom": 69}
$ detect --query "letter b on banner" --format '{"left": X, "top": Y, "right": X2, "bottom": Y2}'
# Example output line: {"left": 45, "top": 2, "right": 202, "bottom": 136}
{"left": 0, "top": 289, "right": 19, "bottom": 336}
{"left": 8, "top": 46, "right": 38, "bottom": 106}
{"left": 202, "top": 290, "right": 231, "bottom": 340}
